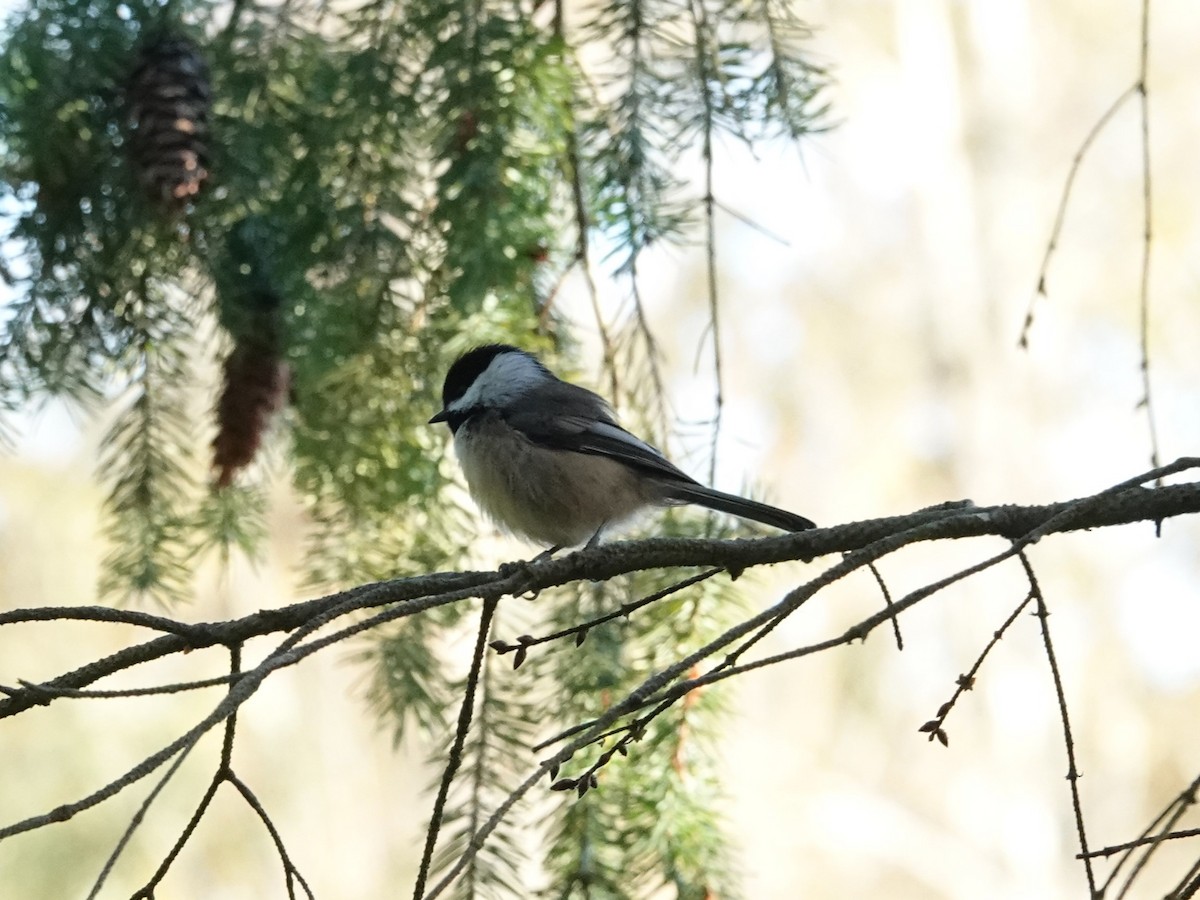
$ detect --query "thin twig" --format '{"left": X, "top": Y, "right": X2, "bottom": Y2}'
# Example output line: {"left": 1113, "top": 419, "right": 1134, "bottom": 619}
{"left": 1115, "top": 794, "right": 1200, "bottom": 897}
{"left": 10, "top": 674, "right": 238, "bottom": 701}
{"left": 917, "top": 588, "right": 1035, "bottom": 748}
{"left": 713, "top": 198, "right": 790, "bottom": 246}
{"left": 492, "top": 567, "right": 722, "bottom": 658}
{"left": 1094, "top": 771, "right": 1200, "bottom": 894}
{"left": 1134, "top": 0, "right": 1161, "bottom": 479}
{"left": 462, "top": 613, "right": 498, "bottom": 898}
{"left": 1018, "top": 84, "right": 1139, "bottom": 348}
{"left": 1167, "top": 857, "right": 1200, "bottom": 900}
{"left": 552, "top": 0, "right": 619, "bottom": 401}
{"left": 535, "top": 257, "right": 580, "bottom": 329}
{"left": 626, "top": 259, "right": 670, "bottom": 431}
{"left": 866, "top": 560, "right": 903, "bottom": 650}
{"left": 412, "top": 595, "right": 500, "bottom": 899}
{"left": 530, "top": 519, "right": 952, "bottom": 754}
{"left": 1086, "top": 824, "right": 1200, "bottom": 860}
{"left": 1021, "top": 552, "right": 1096, "bottom": 897}
{"left": 86, "top": 743, "right": 197, "bottom": 900}
{"left": 688, "top": 0, "right": 724, "bottom": 485}
{"left": 120, "top": 642, "right": 314, "bottom": 900}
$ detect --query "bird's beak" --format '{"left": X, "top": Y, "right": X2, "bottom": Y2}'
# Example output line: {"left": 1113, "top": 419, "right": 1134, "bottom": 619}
{"left": 429, "top": 409, "right": 449, "bottom": 425}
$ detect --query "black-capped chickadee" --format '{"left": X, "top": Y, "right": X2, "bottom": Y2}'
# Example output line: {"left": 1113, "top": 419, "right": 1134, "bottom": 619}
{"left": 429, "top": 344, "right": 816, "bottom": 551}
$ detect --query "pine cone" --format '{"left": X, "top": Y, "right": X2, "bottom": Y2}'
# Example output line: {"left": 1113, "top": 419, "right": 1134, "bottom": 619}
{"left": 212, "top": 290, "right": 290, "bottom": 489}
{"left": 126, "top": 33, "right": 212, "bottom": 211}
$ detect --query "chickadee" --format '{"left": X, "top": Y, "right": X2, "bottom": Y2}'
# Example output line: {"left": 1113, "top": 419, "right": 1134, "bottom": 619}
{"left": 429, "top": 344, "right": 815, "bottom": 550}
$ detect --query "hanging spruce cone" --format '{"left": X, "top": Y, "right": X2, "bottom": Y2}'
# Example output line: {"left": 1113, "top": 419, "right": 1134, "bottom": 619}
{"left": 212, "top": 289, "right": 290, "bottom": 489}
{"left": 126, "top": 32, "right": 212, "bottom": 211}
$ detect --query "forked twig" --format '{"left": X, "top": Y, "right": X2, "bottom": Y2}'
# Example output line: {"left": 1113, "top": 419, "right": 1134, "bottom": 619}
{"left": 131, "top": 645, "right": 247, "bottom": 898}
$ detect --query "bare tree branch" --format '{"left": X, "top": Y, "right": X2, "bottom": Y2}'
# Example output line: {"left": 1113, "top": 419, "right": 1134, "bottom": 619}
{"left": 2, "top": 458, "right": 1199, "bottom": 896}
{"left": 0, "top": 572, "right": 496, "bottom": 720}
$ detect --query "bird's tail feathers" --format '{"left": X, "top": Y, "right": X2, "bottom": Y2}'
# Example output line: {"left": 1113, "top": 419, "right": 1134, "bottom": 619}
{"left": 664, "top": 483, "right": 815, "bottom": 532}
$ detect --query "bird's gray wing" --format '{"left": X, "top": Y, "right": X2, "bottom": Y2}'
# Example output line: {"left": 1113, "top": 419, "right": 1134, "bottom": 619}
{"left": 503, "top": 381, "right": 816, "bottom": 531}
{"left": 502, "top": 382, "right": 698, "bottom": 485}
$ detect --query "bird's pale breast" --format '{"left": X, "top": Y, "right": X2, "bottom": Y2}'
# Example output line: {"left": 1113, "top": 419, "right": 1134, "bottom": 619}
{"left": 454, "top": 413, "right": 653, "bottom": 547}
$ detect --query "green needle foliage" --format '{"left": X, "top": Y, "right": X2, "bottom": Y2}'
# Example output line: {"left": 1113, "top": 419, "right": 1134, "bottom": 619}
{"left": 0, "top": 0, "right": 826, "bottom": 893}
{"left": 97, "top": 296, "right": 199, "bottom": 605}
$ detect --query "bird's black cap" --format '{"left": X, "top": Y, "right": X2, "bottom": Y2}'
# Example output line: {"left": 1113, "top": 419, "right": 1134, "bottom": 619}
{"left": 439, "top": 344, "right": 522, "bottom": 410}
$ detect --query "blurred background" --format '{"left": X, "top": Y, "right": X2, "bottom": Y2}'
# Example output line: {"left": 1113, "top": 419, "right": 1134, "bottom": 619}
{"left": 3, "top": 0, "right": 1200, "bottom": 897}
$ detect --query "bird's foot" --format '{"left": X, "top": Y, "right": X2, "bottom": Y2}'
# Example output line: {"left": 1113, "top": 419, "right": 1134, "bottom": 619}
{"left": 498, "top": 545, "right": 560, "bottom": 583}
